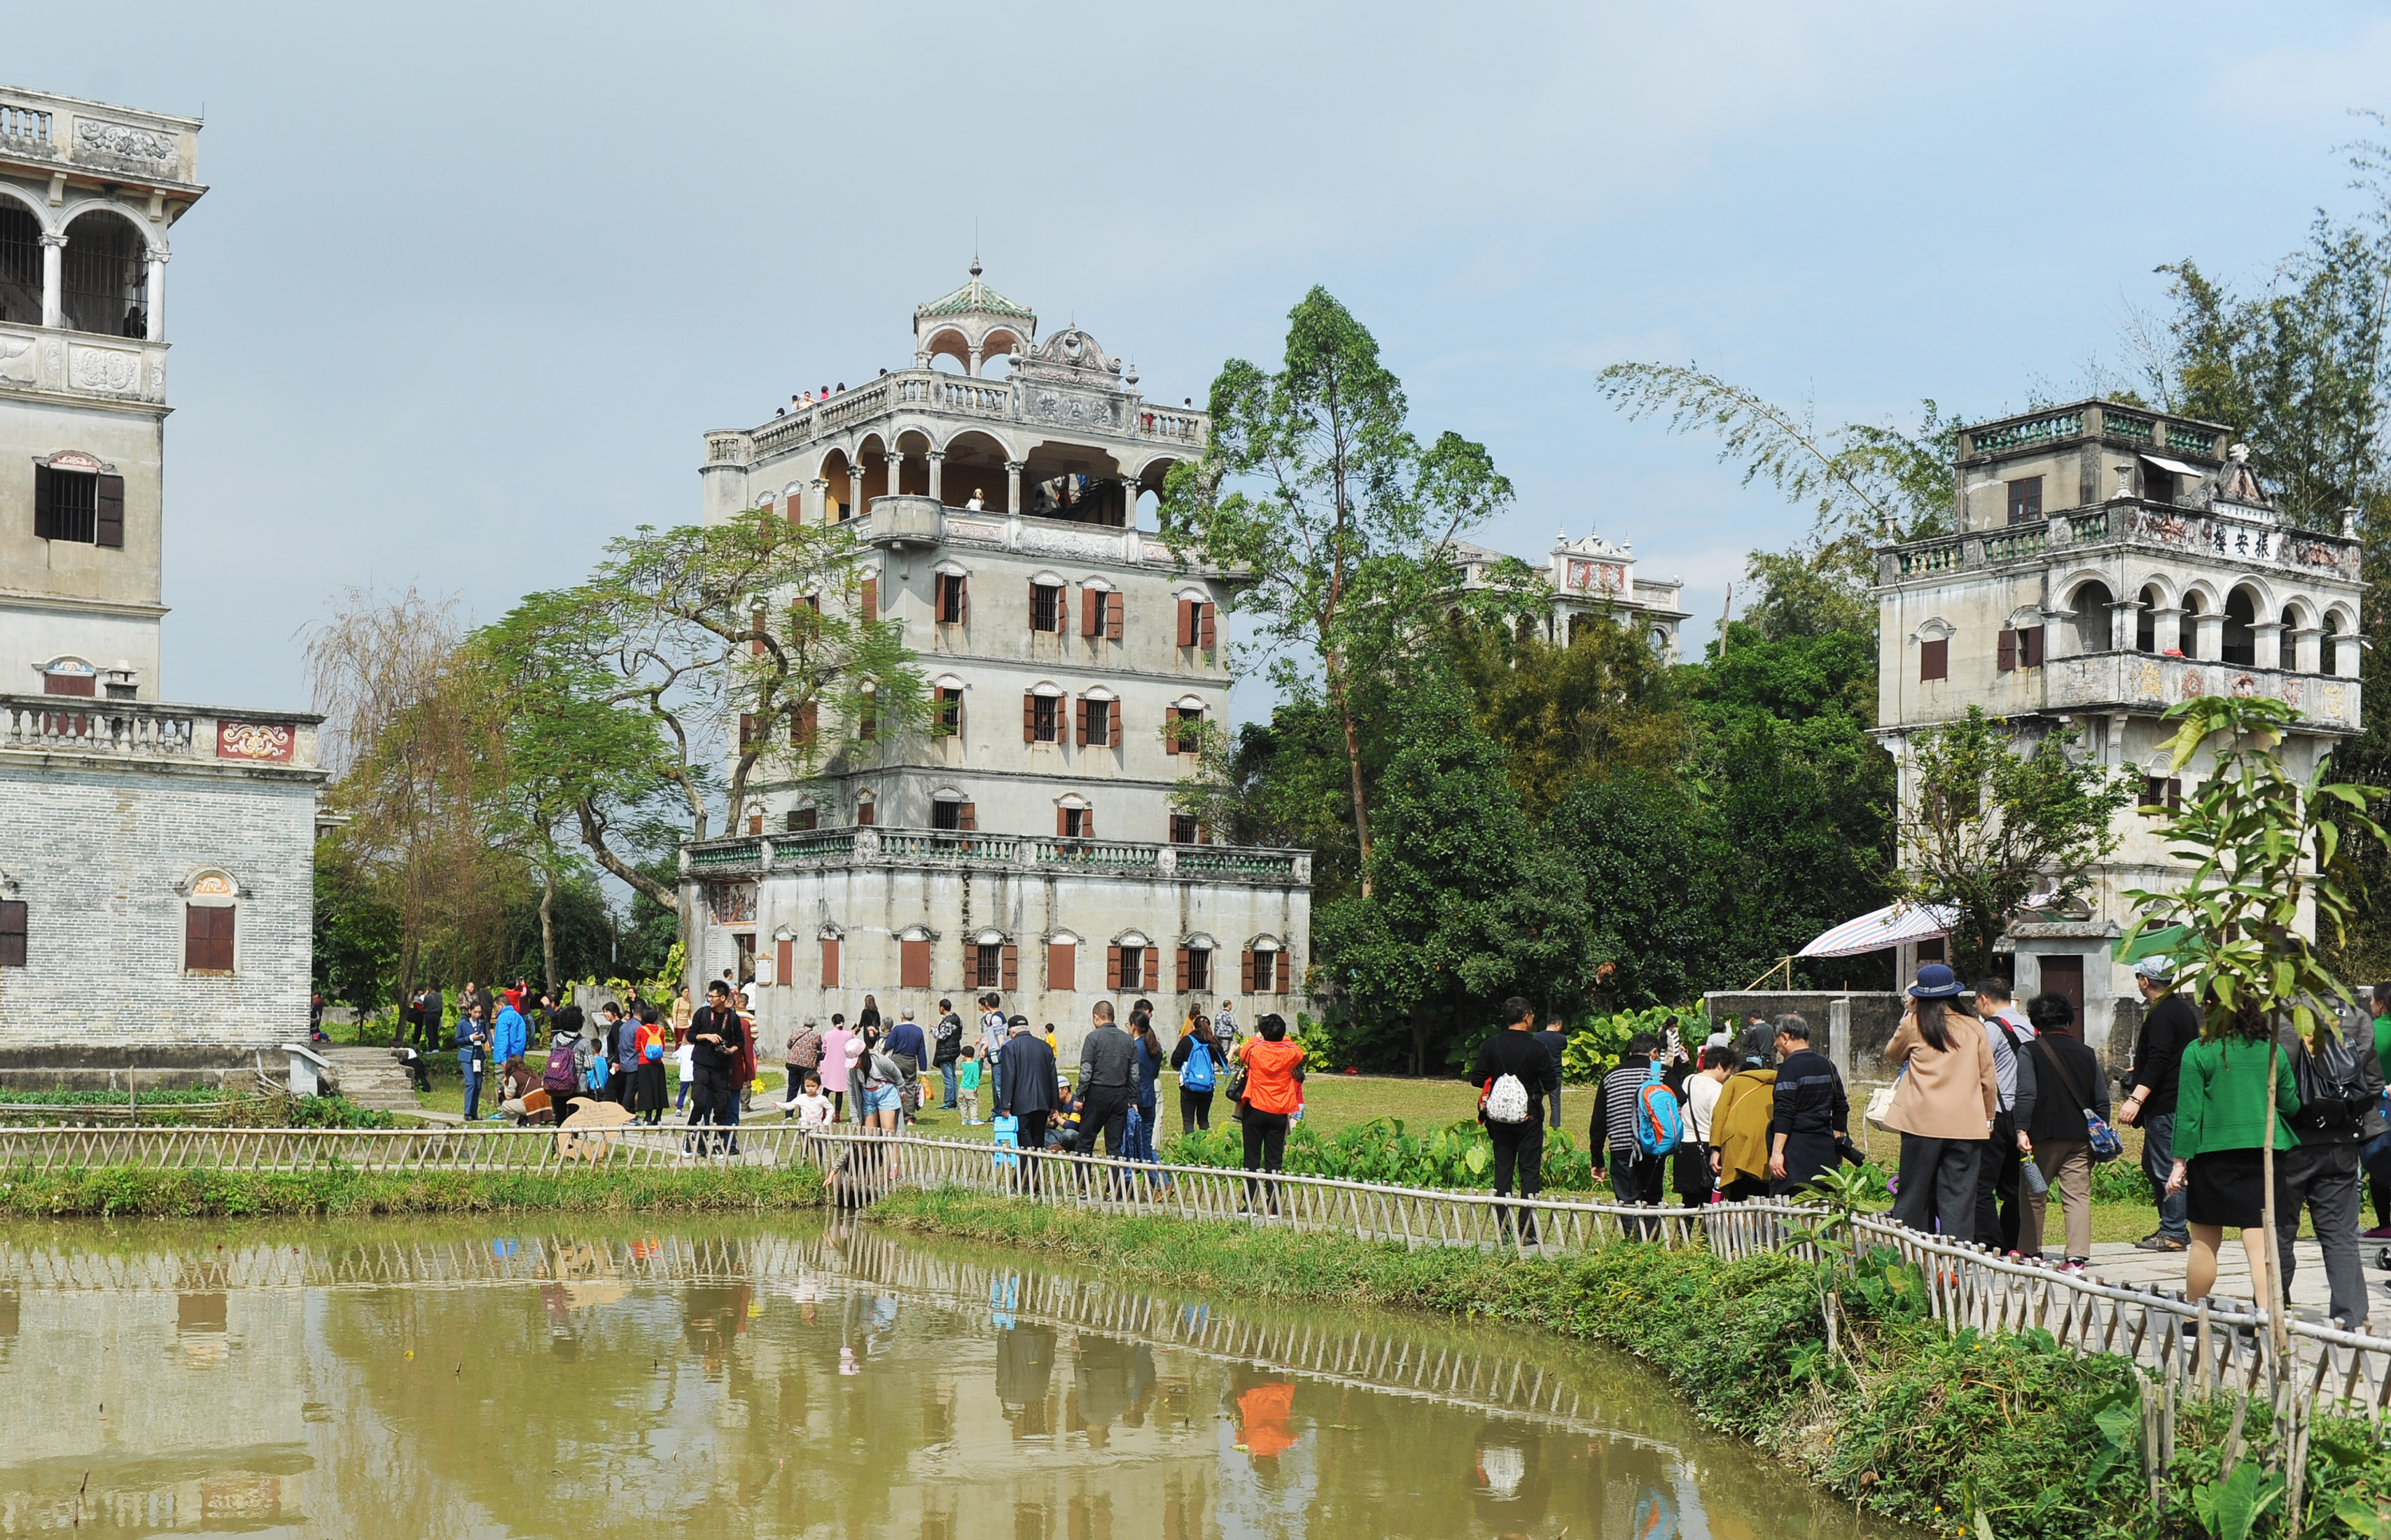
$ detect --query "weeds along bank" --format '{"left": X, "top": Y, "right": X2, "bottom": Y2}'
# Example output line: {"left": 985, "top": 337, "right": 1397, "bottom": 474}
{"left": 0, "top": 1163, "right": 825, "bottom": 1219}
{"left": 865, "top": 1189, "right": 2391, "bottom": 1540}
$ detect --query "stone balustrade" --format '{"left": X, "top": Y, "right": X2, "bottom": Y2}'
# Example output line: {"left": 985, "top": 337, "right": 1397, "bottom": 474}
{"left": 2041, "top": 652, "right": 2359, "bottom": 729}
{"left": 723, "top": 367, "right": 1210, "bottom": 463}
{"left": 1883, "top": 498, "right": 2362, "bottom": 583}
{"left": 0, "top": 696, "right": 320, "bottom": 770}
{"left": 683, "top": 827, "right": 1309, "bottom": 885}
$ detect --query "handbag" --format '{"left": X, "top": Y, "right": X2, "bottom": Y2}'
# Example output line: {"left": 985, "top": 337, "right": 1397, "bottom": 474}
{"left": 2038, "top": 1040, "right": 2124, "bottom": 1163}
{"left": 1864, "top": 1073, "right": 1900, "bottom": 1133}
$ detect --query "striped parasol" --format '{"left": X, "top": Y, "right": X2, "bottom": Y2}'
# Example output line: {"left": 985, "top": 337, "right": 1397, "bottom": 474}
{"left": 1795, "top": 902, "right": 1960, "bottom": 958}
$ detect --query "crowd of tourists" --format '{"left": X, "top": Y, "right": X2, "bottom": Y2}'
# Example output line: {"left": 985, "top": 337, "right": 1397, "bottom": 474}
{"left": 391, "top": 977, "right": 1307, "bottom": 1183}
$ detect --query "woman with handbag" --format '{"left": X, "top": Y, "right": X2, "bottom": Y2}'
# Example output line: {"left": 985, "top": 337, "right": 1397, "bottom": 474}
{"left": 1882, "top": 964, "right": 1998, "bottom": 1237}
{"left": 2020, "top": 992, "right": 2110, "bottom": 1268}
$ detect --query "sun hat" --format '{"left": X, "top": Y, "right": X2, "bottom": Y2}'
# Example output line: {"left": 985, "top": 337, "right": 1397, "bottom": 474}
{"left": 2133, "top": 955, "right": 2175, "bottom": 980}
{"left": 1908, "top": 962, "right": 1965, "bottom": 1000}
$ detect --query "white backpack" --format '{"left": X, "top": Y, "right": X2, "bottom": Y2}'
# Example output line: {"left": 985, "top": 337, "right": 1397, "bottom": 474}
{"left": 1485, "top": 1072, "right": 1531, "bottom": 1124}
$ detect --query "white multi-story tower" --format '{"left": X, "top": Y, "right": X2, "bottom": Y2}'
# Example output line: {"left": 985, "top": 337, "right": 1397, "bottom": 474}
{"left": 682, "top": 270, "right": 1310, "bottom": 1052}
{"left": 0, "top": 87, "right": 323, "bottom": 1067}
{"left": 1875, "top": 400, "right": 2362, "bottom": 1050}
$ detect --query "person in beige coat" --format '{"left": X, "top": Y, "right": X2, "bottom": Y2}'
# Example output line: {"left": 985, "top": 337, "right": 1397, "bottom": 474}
{"left": 1883, "top": 963, "right": 1999, "bottom": 1238}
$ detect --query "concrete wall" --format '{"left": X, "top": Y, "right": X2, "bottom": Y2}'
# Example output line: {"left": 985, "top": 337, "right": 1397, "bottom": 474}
{"left": 688, "top": 858, "right": 1309, "bottom": 1060}
{"left": 0, "top": 755, "right": 319, "bottom": 1046}
{"left": 1703, "top": 990, "right": 1906, "bottom": 1082}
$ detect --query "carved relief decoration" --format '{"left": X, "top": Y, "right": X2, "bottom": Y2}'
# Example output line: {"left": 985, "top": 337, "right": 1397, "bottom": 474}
{"left": 1565, "top": 559, "right": 1625, "bottom": 593}
{"left": 708, "top": 881, "right": 757, "bottom": 925}
{"left": 69, "top": 346, "right": 140, "bottom": 393}
{"left": 2326, "top": 685, "right": 2348, "bottom": 719}
{"left": 1023, "top": 388, "right": 1120, "bottom": 430}
{"left": 190, "top": 872, "right": 236, "bottom": 898}
{"left": 0, "top": 334, "right": 34, "bottom": 385}
{"left": 74, "top": 118, "right": 174, "bottom": 167}
{"left": 2178, "top": 670, "right": 2206, "bottom": 699}
{"left": 215, "top": 721, "right": 296, "bottom": 762}
{"left": 2135, "top": 663, "right": 2164, "bottom": 698}
{"left": 1017, "top": 526, "right": 1120, "bottom": 561}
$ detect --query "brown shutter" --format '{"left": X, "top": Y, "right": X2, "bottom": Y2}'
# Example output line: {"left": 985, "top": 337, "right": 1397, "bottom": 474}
{"left": 1177, "top": 599, "right": 1194, "bottom": 647}
{"left": 1997, "top": 629, "right": 2017, "bottom": 672}
{"left": 860, "top": 576, "right": 877, "bottom": 618}
{"left": 95, "top": 474, "right": 123, "bottom": 548}
{"left": 32, "top": 463, "right": 53, "bottom": 540}
{"left": 1081, "top": 587, "right": 1099, "bottom": 636}
{"left": 1107, "top": 946, "right": 1123, "bottom": 990}
{"left": 1081, "top": 806, "right": 1093, "bottom": 837}
{"left": 184, "top": 904, "right": 233, "bottom": 972}
{"left": 958, "top": 802, "right": 975, "bottom": 832}
{"left": 748, "top": 813, "right": 763, "bottom": 835}
{"left": 739, "top": 714, "right": 757, "bottom": 748}
{"left": 775, "top": 938, "right": 794, "bottom": 984}
{"left": 1023, "top": 694, "right": 1036, "bottom": 742}
{"left": 1240, "top": 948, "right": 1255, "bottom": 993}
{"left": 0, "top": 899, "right": 25, "bottom": 967}
{"left": 821, "top": 937, "right": 842, "bottom": 987}
{"left": 957, "top": 576, "right": 968, "bottom": 622}
{"left": 1274, "top": 950, "right": 1288, "bottom": 993}
{"left": 856, "top": 799, "right": 874, "bottom": 827}
{"left": 1176, "top": 947, "right": 1190, "bottom": 991}
{"left": 900, "top": 939, "right": 931, "bottom": 989}
{"left": 1002, "top": 945, "right": 1019, "bottom": 990}
{"left": 795, "top": 701, "right": 818, "bottom": 746}
{"left": 1057, "top": 807, "right": 1069, "bottom": 836}
{"left": 2019, "top": 625, "right": 2043, "bottom": 666}
{"left": 1029, "top": 579, "right": 1040, "bottom": 631}
{"left": 1048, "top": 941, "right": 1075, "bottom": 991}
{"left": 1075, "top": 697, "right": 1089, "bottom": 746}
{"left": 1108, "top": 702, "right": 1122, "bottom": 749}
{"left": 1106, "top": 592, "right": 1123, "bottom": 640}
{"left": 1200, "top": 602, "right": 1217, "bottom": 648}
{"left": 1921, "top": 638, "right": 1948, "bottom": 681}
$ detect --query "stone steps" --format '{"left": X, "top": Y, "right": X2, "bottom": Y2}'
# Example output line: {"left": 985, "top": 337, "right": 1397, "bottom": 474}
{"left": 316, "top": 1048, "right": 428, "bottom": 1114}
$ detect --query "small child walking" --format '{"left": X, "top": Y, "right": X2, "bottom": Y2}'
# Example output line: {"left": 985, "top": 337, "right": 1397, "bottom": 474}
{"left": 775, "top": 1072, "right": 832, "bottom": 1132}
{"left": 957, "top": 1048, "right": 984, "bottom": 1125}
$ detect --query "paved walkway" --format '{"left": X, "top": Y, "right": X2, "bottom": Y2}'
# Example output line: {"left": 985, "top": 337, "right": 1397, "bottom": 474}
{"left": 2074, "top": 1236, "right": 2390, "bottom": 1324}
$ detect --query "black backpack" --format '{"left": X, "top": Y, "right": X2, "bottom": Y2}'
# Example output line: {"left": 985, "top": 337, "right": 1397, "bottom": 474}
{"left": 2293, "top": 1026, "right": 2372, "bottom": 1133}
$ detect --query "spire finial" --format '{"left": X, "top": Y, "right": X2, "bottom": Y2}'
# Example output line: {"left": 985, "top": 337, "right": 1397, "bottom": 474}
{"left": 970, "top": 256, "right": 981, "bottom": 278}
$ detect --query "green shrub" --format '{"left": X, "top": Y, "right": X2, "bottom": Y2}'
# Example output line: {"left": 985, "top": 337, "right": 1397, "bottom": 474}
{"left": 1158, "top": 1114, "right": 1595, "bottom": 1190}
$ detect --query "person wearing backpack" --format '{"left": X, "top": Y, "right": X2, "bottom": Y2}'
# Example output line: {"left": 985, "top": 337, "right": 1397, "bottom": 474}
{"left": 1472, "top": 997, "right": 1561, "bottom": 1239}
{"left": 1766, "top": 1016, "right": 1848, "bottom": 1197}
{"left": 2273, "top": 1001, "right": 2381, "bottom": 1329}
{"left": 541, "top": 1028, "right": 580, "bottom": 1120}
{"left": 2020, "top": 993, "right": 2110, "bottom": 1269}
{"left": 1590, "top": 1030, "right": 1669, "bottom": 1212}
{"left": 1171, "top": 1019, "right": 1228, "bottom": 1131}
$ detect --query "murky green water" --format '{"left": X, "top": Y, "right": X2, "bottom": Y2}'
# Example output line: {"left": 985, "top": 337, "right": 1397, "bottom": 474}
{"left": 0, "top": 1215, "right": 1914, "bottom": 1537}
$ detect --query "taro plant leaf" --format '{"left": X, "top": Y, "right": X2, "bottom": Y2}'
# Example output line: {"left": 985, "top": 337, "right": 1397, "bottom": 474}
{"left": 2335, "top": 1493, "right": 2391, "bottom": 1539}
{"left": 2191, "top": 1462, "right": 2284, "bottom": 1540}
{"left": 2086, "top": 1388, "right": 2140, "bottom": 1489}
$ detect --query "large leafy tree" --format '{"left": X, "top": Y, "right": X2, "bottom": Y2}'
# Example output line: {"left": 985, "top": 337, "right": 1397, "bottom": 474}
{"left": 1311, "top": 676, "right": 1594, "bottom": 1072}
{"left": 1446, "top": 612, "right": 1686, "bottom": 824}
{"left": 1163, "top": 287, "right": 1519, "bottom": 895}
{"left": 469, "top": 509, "right": 923, "bottom": 911}
{"left": 1894, "top": 707, "right": 2134, "bottom": 980}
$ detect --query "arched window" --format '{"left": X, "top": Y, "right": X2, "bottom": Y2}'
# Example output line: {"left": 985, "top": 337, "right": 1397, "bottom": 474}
{"left": 61, "top": 210, "right": 145, "bottom": 337}
{"left": 0, "top": 197, "right": 41, "bottom": 326}
{"left": 2136, "top": 586, "right": 2160, "bottom": 653}
{"left": 2221, "top": 587, "right": 2258, "bottom": 667}
{"left": 2071, "top": 580, "right": 2114, "bottom": 657}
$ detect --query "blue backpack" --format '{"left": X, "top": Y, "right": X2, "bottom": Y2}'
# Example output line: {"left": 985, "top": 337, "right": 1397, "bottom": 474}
{"left": 1182, "top": 1042, "right": 1217, "bottom": 1092}
{"left": 1633, "top": 1061, "right": 1682, "bottom": 1157}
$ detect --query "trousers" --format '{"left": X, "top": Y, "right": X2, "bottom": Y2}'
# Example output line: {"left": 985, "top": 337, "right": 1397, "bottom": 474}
{"left": 2275, "top": 1140, "right": 2369, "bottom": 1329}
{"left": 1891, "top": 1135, "right": 1981, "bottom": 1238}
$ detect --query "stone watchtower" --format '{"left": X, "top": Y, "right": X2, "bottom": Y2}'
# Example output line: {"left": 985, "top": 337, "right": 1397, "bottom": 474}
{"left": 683, "top": 269, "right": 1309, "bottom": 1058}
{"left": 1874, "top": 400, "right": 2363, "bottom": 1049}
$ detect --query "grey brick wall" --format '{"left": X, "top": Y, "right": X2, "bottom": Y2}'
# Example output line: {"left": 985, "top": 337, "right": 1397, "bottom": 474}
{"left": 0, "top": 758, "right": 317, "bottom": 1046}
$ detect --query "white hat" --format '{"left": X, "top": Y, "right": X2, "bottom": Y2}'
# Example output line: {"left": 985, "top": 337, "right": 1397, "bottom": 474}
{"left": 2134, "top": 955, "right": 2175, "bottom": 981}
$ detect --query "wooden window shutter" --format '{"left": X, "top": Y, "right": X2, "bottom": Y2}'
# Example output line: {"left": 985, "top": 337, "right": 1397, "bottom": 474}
{"left": 1081, "top": 806, "right": 1092, "bottom": 837}
{"left": 2019, "top": 626, "right": 2044, "bottom": 667}
{"left": 1240, "top": 948, "right": 1255, "bottom": 993}
{"left": 958, "top": 801, "right": 975, "bottom": 832}
{"left": 1106, "top": 591, "right": 1123, "bottom": 640}
{"left": 1057, "top": 807, "right": 1069, "bottom": 836}
{"left": 1023, "top": 694, "right": 1036, "bottom": 743}
{"left": 1921, "top": 638, "right": 1948, "bottom": 681}
{"left": 1107, "top": 946, "right": 1123, "bottom": 990}
{"left": 1029, "top": 578, "right": 1040, "bottom": 630}
{"left": 1081, "top": 587, "right": 1100, "bottom": 636}
{"left": 32, "top": 463, "right": 53, "bottom": 540}
{"left": 900, "top": 939, "right": 931, "bottom": 990}
{"left": 956, "top": 575, "right": 968, "bottom": 623}
{"left": 1002, "top": 944, "right": 1019, "bottom": 990}
{"left": 775, "top": 938, "right": 794, "bottom": 984}
{"left": 856, "top": 799, "right": 874, "bottom": 827}
{"left": 794, "top": 701, "right": 818, "bottom": 746}
{"left": 1108, "top": 701, "right": 1122, "bottom": 749}
{"left": 1075, "top": 697, "right": 1089, "bottom": 746}
{"left": 860, "top": 576, "right": 877, "bottom": 618}
{"left": 1176, "top": 947, "right": 1191, "bottom": 991}
{"left": 739, "top": 714, "right": 758, "bottom": 748}
{"left": 95, "top": 474, "right": 123, "bottom": 549}
{"left": 1996, "top": 629, "right": 2017, "bottom": 672}
{"left": 1177, "top": 599, "right": 1195, "bottom": 647}
{"left": 1048, "top": 941, "right": 1075, "bottom": 991}
{"left": 0, "top": 899, "right": 25, "bottom": 967}
{"left": 748, "top": 813, "right": 763, "bottom": 835}
{"left": 821, "top": 937, "right": 842, "bottom": 987}
{"left": 1200, "top": 602, "right": 1217, "bottom": 648}
{"left": 1274, "top": 950, "right": 1289, "bottom": 993}
{"left": 184, "top": 904, "right": 233, "bottom": 972}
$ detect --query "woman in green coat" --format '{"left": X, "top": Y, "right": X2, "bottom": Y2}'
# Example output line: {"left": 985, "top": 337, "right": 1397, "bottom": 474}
{"left": 2166, "top": 1008, "right": 2300, "bottom": 1311}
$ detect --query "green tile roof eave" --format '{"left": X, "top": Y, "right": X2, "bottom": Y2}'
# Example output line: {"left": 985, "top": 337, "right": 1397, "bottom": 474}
{"left": 914, "top": 279, "right": 1036, "bottom": 323}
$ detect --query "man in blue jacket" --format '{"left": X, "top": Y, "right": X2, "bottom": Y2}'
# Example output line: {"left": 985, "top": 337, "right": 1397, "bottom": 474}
{"left": 492, "top": 996, "right": 529, "bottom": 1091}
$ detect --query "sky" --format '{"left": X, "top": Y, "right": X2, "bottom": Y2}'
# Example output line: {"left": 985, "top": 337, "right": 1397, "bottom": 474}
{"left": 15, "top": 1, "right": 2391, "bottom": 724}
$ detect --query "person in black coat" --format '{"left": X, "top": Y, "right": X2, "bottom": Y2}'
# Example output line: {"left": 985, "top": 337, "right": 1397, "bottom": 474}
{"left": 994, "top": 1017, "right": 1059, "bottom": 1151}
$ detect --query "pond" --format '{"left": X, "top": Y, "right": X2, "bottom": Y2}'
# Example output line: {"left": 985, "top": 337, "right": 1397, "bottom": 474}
{"left": 0, "top": 1215, "right": 1914, "bottom": 1537}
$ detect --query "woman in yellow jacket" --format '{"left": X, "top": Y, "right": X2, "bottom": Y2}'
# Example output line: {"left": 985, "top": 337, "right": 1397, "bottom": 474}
{"left": 1883, "top": 964, "right": 1998, "bottom": 1238}
{"left": 1708, "top": 1026, "right": 1780, "bottom": 1200}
